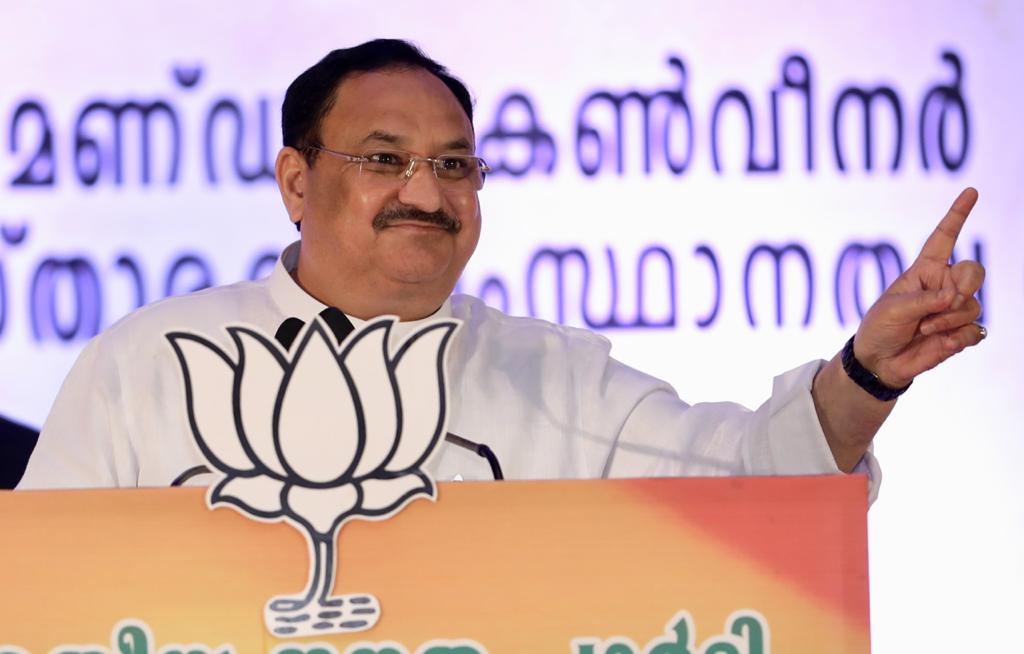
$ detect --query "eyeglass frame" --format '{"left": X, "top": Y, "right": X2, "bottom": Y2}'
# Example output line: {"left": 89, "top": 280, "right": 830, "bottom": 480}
{"left": 305, "top": 145, "right": 492, "bottom": 190}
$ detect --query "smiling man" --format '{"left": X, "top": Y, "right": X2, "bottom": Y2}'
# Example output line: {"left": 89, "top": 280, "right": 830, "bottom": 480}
{"left": 278, "top": 65, "right": 483, "bottom": 321}
{"left": 19, "top": 39, "right": 985, "bottom": 495}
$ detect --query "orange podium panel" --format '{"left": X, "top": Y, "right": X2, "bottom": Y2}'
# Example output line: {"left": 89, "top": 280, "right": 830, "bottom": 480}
{"left": 0, "top": 475, "right": 869, "bottom": 653}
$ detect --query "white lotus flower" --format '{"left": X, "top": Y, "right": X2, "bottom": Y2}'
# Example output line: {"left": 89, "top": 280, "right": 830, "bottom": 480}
{"left": 166, "top": 315, "right": 458, "bottom": 636}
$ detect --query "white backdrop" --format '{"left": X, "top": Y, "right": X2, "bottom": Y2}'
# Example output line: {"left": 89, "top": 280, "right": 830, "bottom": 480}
{"left": 1, "top": 1, "right": 1021, "bottom": 650}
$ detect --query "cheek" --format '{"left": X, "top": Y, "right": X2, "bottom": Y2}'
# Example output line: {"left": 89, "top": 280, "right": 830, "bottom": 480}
{"left": 350, "top": 186, "right": 390, "bottom": 213}
{"left": 339, "top": 183, "right": 386, "bottom": 218}
{"left": 311, "top": 181, "right": 391, "bottom": 234}
{"left": 453, "top": 196, "right": 482, "bottom": 252}
{"left": 451, "top": 194, "right": 481, "bottom": 230}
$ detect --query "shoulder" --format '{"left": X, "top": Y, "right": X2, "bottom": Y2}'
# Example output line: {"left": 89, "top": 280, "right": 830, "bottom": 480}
{"left": 70, "top": 278, "right": 276, "bottom": 373}
{"left": 102, "top": 278, "right": 271, "bottom": 342}
{"left": 446, "top": 294, "right": 678, "bottom": 416}
{"left": 449, "top": 294, "right": 612, "bottom": 355}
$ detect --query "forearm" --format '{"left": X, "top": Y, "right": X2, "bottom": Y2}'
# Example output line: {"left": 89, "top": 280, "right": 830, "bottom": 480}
{"left": 811, "top": 353, "right": 895, "bottom": 472}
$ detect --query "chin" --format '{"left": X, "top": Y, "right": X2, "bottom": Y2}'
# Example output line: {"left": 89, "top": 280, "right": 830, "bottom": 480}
{"left": 381, "top": 257, "right": 451, "bottom": 284}
{"left": 380, "top": 244, "right": 458, "bottom": 279}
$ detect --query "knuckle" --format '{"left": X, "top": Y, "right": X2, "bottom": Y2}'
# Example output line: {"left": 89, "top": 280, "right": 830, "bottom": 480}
{"left": 958, "top": 326, "right": 977, "bottom": 348}
{"left": 968, "top": 300, "right": 982, "bottom": 319}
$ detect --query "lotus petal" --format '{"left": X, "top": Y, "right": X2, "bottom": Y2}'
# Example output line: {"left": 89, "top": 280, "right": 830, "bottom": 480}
{"left": 167, "top": 333, "right": 254, "bottom": 474}
{"left": 343, "top": 320, "right": 400, "bottom": 478}
{"left": 230, "top": 328, "right": 288, "bottom": 477}
{"left": 360, "top": 472, "right": 433, "bottom": 514}
{"left": 285, "top": 483, "right": 360, "bottom": 536}
{"left": 276, "top": 321, "right": 360, "bottom": 484}
{"left": 386, "top": 322, "right": 457, "bottom": 472}
{"left": 211, "top": 475, "right": 285, "bottom": 518}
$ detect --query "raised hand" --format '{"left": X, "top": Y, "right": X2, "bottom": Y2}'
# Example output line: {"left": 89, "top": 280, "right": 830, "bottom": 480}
{"left": 853, "top": 187, "right": 986, "bottom": 389}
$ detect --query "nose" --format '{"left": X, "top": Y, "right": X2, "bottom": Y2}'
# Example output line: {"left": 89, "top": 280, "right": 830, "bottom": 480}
{"left": 396, "top": 159, "right": 444, "bottom": 213}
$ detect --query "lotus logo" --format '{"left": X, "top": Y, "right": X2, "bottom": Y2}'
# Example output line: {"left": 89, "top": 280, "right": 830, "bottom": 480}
{"left": 166, "top": 316, "right": 459, "bottom": 637}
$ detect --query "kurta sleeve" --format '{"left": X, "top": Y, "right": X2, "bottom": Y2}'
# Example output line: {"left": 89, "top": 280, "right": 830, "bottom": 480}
{"left": 603, "top": 358, "right": 881, "bottom": 504}
{"left": 16, "top": 334, "right": 136, "bottom": 489}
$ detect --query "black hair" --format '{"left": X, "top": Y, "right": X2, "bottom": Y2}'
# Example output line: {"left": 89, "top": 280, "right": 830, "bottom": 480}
{"left": 281, "top": 39, "right": 474, "bottom": 166}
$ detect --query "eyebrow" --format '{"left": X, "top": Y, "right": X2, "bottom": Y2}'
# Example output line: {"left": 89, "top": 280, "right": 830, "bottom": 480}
{"left": 361, "top": 130, "right": 405, "bottom": 147}
{"left": 441, "top": 137, "right": 473, "bottom": 152}
{"left": 360, "top": 130, "right": 473, "bottom": 153}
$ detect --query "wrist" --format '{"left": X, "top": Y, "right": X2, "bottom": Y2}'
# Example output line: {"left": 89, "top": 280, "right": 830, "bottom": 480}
{"left": 842, "top": 335, "right": 911, "bottom": 402}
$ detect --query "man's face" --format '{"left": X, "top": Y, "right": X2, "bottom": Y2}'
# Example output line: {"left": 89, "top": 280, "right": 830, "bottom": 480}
{"left": 290, "top": 67, "right": 481, "bottom": 317}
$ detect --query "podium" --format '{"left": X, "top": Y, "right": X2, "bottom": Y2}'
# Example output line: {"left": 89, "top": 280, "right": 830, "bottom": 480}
{"left": 0, "top": 475, "right": 869, "bottom": 653}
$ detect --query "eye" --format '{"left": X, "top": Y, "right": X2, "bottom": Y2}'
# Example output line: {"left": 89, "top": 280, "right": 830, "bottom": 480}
{"left": 437, "top": 156, "right": 469, "bottom": 172}
{"left": 364, "top": 151, "right": 408, "bottom": 167}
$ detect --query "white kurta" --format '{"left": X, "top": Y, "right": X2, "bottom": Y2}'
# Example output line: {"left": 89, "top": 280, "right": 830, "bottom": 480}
{"left": 18, "top": 243, "right": 879, "bottom": 500}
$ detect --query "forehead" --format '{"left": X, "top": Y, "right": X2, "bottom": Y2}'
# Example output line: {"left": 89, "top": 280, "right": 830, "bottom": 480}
{"left": 323, "top": 67, "right": 474, "bottom": 149}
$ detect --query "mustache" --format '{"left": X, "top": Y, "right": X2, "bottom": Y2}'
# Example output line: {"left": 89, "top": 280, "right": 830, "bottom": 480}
{"left": 372, "top": 206, "right": 461, "bottom": 233}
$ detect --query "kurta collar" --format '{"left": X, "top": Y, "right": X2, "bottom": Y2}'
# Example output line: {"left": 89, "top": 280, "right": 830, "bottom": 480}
{"left": 268, "top": 241, "right": 453, "bottom": 338}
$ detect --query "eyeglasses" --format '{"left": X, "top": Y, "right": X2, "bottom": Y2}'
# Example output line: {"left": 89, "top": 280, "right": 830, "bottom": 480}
{"left": 308, "top": 146, "right": 491, "bottom": 191}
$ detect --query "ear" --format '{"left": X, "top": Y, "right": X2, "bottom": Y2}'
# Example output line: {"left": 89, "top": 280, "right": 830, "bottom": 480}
{"left": 275, "top": 147, "right": 307, "bottom": 225}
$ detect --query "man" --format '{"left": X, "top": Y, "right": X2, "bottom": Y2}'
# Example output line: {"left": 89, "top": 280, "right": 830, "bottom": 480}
{"left": 18, "top": 40, "right": 985, "bottom": 497}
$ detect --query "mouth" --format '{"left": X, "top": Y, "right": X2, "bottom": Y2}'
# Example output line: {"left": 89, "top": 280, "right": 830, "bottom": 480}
{"left": 383, "top": 219, "right": 449, "bottom": 231}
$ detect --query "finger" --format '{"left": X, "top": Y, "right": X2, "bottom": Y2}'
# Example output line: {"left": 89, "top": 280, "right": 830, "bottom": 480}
{"left": 919, "top": 297, "right": 981, "bottom": 335}
{"left": 950, "top": 260, "right": 985, "bottom": 301}
{"left": 917, "top": 187, "right": 979, "bottom": 264}
{"left": 885, "top": 287, "right": 956, "bottom": 324}
{"left": 889, "top": 322, "right": 986, "bottom": 381}
{"left": 938, "top": 321, "right": 987, "bottom": 353}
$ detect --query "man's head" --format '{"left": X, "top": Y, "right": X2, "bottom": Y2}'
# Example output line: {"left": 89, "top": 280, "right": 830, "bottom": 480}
{"left": 275, "top": 39, "right": 483, "bottom": 321}
{"left": 281, "top": 39, "right": 474, "bottom": 164}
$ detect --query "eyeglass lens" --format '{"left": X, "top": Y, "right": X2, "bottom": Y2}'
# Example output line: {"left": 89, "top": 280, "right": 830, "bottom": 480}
{"left": 360, "top": 151, "right": 486, "bottom": 190}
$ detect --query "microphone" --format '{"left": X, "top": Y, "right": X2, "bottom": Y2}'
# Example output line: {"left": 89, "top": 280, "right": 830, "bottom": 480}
{"left": 276, "top": 308, "right": 354, "bottom": 350}
{"left": 443, "top": 432, "right": 504, "bottom": 481}
{"left": 171, "top": 432, "right": 504, "bottom": 486}
{"left": 170, "top": 464, "right": 210, "bottom": 487}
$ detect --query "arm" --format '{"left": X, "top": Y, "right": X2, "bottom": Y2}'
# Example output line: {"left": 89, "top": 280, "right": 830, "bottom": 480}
{"left": 812, "top": 188, "right": 986, "bottom": 472}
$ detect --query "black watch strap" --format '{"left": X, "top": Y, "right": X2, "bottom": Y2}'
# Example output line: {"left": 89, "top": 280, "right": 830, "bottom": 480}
{"left": 841, "top": 335, "right": 911, "bottom": 402}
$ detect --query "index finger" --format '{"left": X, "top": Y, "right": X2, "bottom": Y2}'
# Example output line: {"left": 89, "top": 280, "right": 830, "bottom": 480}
{"left": 918, "top": 187, "right": 979, "bottom": 263}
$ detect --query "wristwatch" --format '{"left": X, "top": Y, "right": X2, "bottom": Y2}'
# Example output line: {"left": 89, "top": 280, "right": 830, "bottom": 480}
{"left": 841, "top": 335, "right": 911, "bottom": 402}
